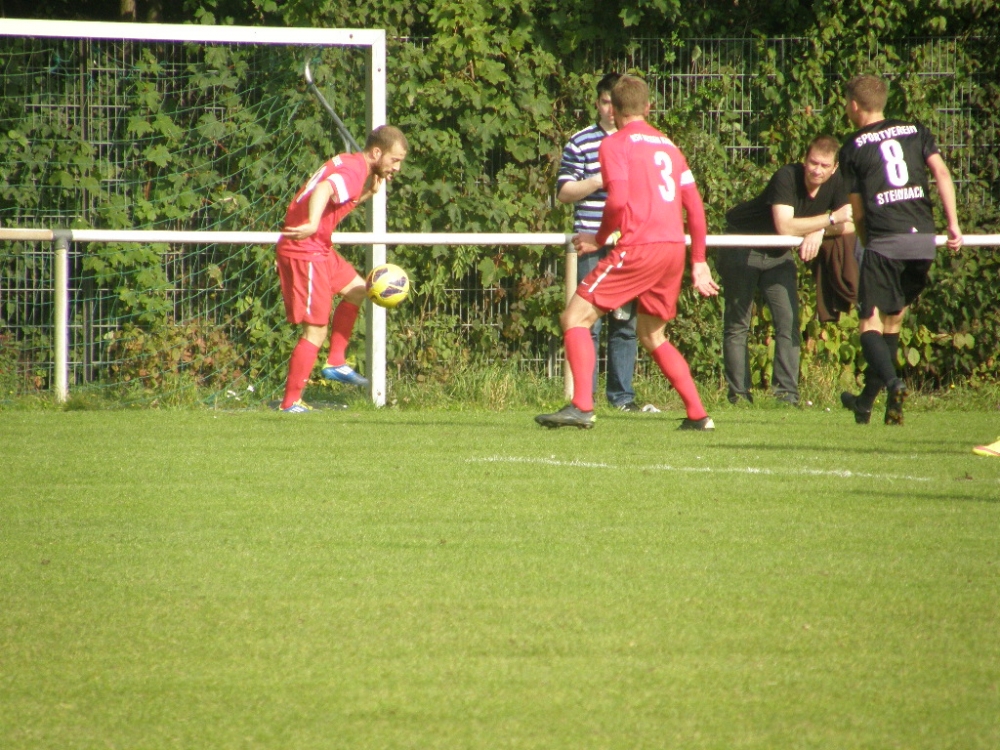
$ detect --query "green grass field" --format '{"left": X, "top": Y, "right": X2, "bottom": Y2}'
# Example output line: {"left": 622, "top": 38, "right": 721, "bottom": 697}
{"left": 2, "top": 404, "right": 999, "bottom": 749}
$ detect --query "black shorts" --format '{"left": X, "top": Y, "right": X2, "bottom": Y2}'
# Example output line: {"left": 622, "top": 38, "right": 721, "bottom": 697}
{"left": 858, "top": 249, "right": 932, "bottom": 319}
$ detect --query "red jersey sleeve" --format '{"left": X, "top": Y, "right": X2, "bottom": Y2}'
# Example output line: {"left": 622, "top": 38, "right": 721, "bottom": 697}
{"left": 324, "top": 153, "right": 368, "bottom": 205}
{"left": 595, "top": 181, "right": 627, "bottom": 248}
{"left": 681, "top": 182, "right": 707, "bottom": 263}
{"left": 594, "top": 136, "right": 628, "bottom": 247}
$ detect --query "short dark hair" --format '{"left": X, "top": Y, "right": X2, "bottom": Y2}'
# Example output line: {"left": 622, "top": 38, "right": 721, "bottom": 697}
{"left": 845, "top": 75, "right": 888, "bottom": 113}
{"left": 807, "top": 134, "right": 841, "bottom": 160}
{"left": 610, "top": 75, "right": 649, "bottom": 117}
{"left": 596, "top": 73, "right": 621, "bottom": 97}
{"left": 365, "top": 125, "right": 408, "bottom": 153}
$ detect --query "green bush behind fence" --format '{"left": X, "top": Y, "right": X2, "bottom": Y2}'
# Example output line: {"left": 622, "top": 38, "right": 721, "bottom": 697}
{"left": 1, "top": 10, "right": 997, "bottom": 400}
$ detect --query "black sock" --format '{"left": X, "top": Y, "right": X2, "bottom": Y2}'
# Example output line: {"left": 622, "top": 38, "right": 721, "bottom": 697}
{"left": 883, "top": 332, "right": 900, "bottom": 370}
{"left": 860, "top": 331, "right": 899, "bottom": 390}
{"left": 858, "top": 374, "right": 882, "bottom": 411}
{"left": 858, "top": 332, "right": 900, "bottom": 410}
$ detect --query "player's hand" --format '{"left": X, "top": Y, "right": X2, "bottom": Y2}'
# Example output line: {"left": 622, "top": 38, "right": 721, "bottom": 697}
{"left": 357, "top": 174, "right": 384, "bottom": 204}
{"left": 946, "top": 224, "right": 963, "bottom": 253}
{"left": 798, "top": 229, "right": 824, "bottom": 263}
{"left": 572, "top": 233, "right": 600, "bottom": 255}
{"left": 691, "top": 261, "right": 720, "bottom": 297}
{"left": 281, "top": 222, "right": 318, "bottom": 240}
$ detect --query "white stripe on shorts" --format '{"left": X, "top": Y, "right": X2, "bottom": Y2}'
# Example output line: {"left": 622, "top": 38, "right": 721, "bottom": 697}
{"left": 306, "top": 261, "right": 314, "bottom": 316}
{"left": 586, "top": 249, "right": 628, "bottom": 294}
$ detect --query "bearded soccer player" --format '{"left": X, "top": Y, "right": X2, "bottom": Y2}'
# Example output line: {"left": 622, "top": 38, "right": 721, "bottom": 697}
{"left": 276, "top": 125, "right": 408, "bottom": 412}
{"left": 838, "top": 75, "right": 962, "bottom": 426}
{"left": 536, "top": 75, "right": 720, "bottom": 430}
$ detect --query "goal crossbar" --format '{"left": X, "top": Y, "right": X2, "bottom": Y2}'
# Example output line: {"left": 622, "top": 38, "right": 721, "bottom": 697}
{"left": 0, "top": 18, "right": 383, "bottom": 46}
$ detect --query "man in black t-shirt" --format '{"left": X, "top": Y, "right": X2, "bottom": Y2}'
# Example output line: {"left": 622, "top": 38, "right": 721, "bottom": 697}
{"left": 838, "top": 75, "right": 963, "bottom": 425}
{"left": 719, "top": 135, "right": 854, "bottom": 405}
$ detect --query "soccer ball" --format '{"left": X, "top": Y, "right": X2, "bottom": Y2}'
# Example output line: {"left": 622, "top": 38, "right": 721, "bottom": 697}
{"left": 365, "top": 263, "right": 410, "bottom": 308}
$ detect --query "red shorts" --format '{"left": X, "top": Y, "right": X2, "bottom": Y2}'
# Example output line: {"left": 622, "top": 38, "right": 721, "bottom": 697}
{"left": 576, "top": 241, "right": 686, "bottom": 321}
{"left": 276, "top": 251, "right": 359, "bottom": 325}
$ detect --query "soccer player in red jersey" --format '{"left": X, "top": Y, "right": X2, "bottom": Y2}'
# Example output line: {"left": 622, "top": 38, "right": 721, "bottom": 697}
{"left": 276, "top": 125, "right": 408, "bottom": 412}
{"left": 536, "top": 75, "right": 720, "bottom": 430}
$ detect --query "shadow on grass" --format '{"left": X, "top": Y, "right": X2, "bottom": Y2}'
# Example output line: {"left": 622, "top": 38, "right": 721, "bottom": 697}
{"left": 705, "top": 441, "right": 957, "bottom": 457}
{"left": 838, "top": 487, "right": 1000, "bottom": 503}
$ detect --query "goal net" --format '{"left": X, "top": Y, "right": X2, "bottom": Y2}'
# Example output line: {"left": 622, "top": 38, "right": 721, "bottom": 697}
{"left": 0, "top": 20, "right": 387, "bottom": 406}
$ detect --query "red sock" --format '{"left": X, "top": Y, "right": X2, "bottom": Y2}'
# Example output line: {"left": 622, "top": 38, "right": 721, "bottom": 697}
{"left": 281, "top": 339, "right": 319, "bottom": 409}
{"left": 326, "top": 300, "right": 360, "bottom": 367}
{"left": 650, "top": 340, "right": 707, "bottom": 420}
{"left": 565, "top": 326, "right": 595, "bottom": 412}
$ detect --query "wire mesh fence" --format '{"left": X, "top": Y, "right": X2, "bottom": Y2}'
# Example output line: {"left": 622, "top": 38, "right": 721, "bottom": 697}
{"left": 1, "top": 34, "right": 996, "bottom": 401}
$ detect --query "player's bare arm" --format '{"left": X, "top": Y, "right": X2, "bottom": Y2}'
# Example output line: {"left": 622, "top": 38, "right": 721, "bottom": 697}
{"left": 281, "top": 179, "right": 334, "bottom": 240}
{"left": 927, "top": 153, "right": 963, "bottom": 252}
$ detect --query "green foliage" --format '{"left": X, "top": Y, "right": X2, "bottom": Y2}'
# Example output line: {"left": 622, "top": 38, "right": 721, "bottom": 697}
{"left": 2, "top": 2, "right": 998, "bottom": 399}
{"left": 911, "top": 248, "right": 1000, "bottom": 385}
{"left": 105, "top": 317, "right": 246, "bottom": 394}
{"left": 0, "top": 331, "right": 37, "bottom": 396}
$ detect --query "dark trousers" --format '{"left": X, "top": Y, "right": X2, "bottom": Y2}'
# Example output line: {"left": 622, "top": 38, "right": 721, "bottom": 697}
{"left": 578, "top": 247, "right": 637, "bottom": 406}
{"left": 716, "top": 248, "right": 800, "bottom": 403}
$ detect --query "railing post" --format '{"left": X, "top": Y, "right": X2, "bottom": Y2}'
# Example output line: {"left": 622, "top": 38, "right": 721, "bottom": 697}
{"left": 563, "top": 239, "right": 577, "bottom": 401}
{"left": 364, "top": 32, "right": 387, "bottom": 407}
{"left": 53, "top": 230, "right": 71, "bottom": 404}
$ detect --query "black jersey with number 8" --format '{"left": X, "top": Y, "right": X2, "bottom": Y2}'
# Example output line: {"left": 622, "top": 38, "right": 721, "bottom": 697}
{"left": 838, "top": 118, "right": 939, "bottom": 238}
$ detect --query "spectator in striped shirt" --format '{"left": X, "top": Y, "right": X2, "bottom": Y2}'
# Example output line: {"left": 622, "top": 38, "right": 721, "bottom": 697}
{"left": 556, "top": 73, "right": 640, "bottom": 413}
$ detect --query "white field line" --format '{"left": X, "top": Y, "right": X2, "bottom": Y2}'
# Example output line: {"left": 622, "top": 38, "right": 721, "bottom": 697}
{"left": 467, "top": 455, "right": 933, "bottom": 483}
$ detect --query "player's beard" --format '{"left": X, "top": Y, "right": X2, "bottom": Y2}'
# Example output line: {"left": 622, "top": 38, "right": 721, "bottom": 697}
{"left": 373, "top": 158, "right": 397, "bottom": 181}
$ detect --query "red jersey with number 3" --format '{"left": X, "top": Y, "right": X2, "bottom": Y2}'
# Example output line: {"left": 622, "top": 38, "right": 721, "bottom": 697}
{"left": 277, "top": 151, "right": 369, "bottom": 259}
{"left": 595, "top": 120, "right": 700, "bottom": 254}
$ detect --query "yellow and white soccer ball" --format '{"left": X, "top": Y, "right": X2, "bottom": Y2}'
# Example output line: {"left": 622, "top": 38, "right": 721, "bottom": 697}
{"left": 365, "top": 263, "right": 410, "bottom": 308}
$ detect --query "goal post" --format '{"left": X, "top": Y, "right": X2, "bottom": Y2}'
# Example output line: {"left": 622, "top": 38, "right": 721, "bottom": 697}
{"left": 0, "top": 18, "right": 392, "bottom": 402}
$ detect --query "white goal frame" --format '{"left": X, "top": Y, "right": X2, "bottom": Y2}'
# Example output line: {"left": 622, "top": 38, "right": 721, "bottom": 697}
{"left": 0, "top": 19, "right": 394, "bottom": 403}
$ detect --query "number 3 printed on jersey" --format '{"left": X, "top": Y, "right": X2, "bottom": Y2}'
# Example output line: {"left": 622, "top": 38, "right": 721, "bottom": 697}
{"left": 880, "top": 139, "right": 910, "bottom": 187}
{"left": 655, "top": 151, "right": 676, "bottom": 202}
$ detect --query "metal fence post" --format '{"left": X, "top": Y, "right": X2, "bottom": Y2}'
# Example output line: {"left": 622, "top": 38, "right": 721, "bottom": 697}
{"left": 53, "top": 230, "right": 71, "bottom": 403}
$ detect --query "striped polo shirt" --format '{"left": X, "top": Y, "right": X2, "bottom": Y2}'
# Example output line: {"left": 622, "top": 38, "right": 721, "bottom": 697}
{"left": 557, "top": 123, "right": 612, "bottom": 233}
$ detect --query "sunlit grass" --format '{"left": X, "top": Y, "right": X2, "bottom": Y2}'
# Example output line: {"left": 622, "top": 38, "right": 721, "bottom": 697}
{"left": 1, "top": 407, "right": 998, "bottom": 749}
